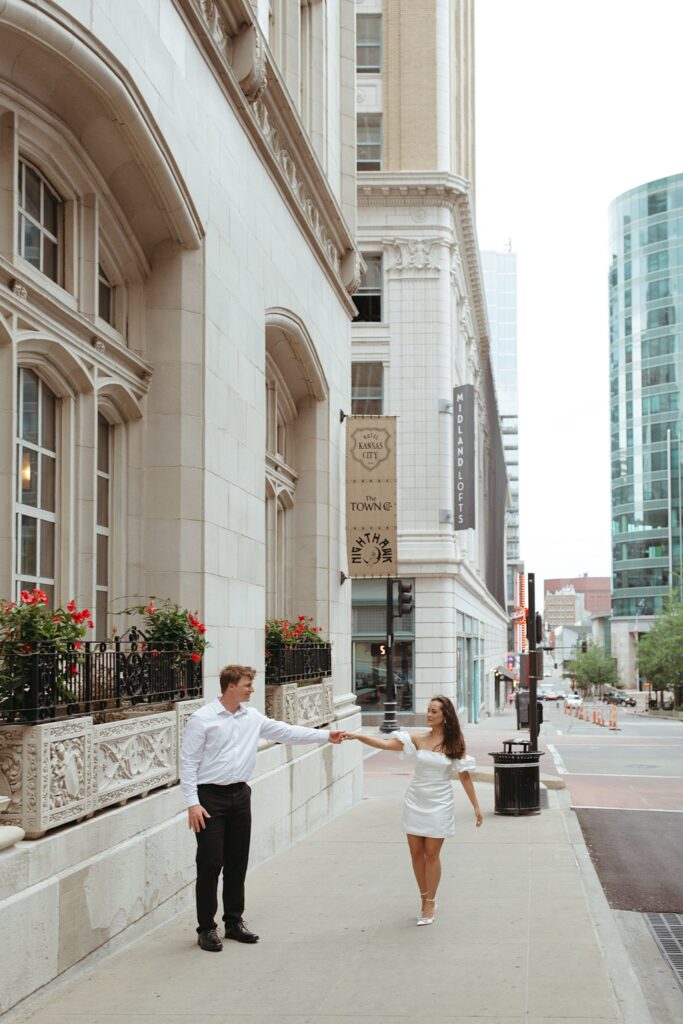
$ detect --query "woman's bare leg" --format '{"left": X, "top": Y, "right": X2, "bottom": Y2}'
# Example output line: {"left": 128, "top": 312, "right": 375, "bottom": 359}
{"left": 424, "top": 837, "right": 444, "bottom": 905}
{"left": 406, "top": 833, "right": 427, "bottom": 907}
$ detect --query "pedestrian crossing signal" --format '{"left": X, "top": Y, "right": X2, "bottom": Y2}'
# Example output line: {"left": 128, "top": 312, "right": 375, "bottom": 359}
{"left": 370, "top": 643, "right": 387, "bottom": 656}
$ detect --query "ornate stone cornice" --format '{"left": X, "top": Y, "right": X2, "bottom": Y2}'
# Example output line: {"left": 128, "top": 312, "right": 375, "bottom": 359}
{"left": 176, "top": 0, "right": 359, "bottom": 311}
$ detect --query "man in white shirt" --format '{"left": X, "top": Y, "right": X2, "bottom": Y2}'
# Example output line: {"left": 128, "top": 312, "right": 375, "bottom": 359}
{"left": 180, "top": 664, "right": 343, "bottom": 952}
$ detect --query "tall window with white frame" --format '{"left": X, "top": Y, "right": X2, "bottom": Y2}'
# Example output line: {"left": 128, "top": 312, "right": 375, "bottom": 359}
{"left": 356, "top": 13, "right": 382, "bottom": 72}
{"left": 98, "top": 264, "right": 114, "bottom": 327}
{"left": 15, "top": 369, "right": 57, "bottom": 606}
{"left": 353, "top": 254, "right": 383, "bottom": 321}
{"left": 351, "top": 362, "right": 384, "bottom": 414}
{"left": 356, "top": 114, "right": 382, "bottom": 171}
{"left": 265, "top": 373, "right": 297, "bottom": 619}
{"left": 95, "top": 414, "right": 112, "bottom": 637}
{"left": 17, "top": 160, "right": 61, "bottom": 283}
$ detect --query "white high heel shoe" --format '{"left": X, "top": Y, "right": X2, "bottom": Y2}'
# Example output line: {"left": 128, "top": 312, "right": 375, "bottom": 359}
{"left": 417, "top": 897, "right": 437, "bottom": 926}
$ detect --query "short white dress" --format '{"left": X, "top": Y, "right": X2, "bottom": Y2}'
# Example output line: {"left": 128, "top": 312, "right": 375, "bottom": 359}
{"left": 396, "top": 730, "right": 476, "bottom": 838}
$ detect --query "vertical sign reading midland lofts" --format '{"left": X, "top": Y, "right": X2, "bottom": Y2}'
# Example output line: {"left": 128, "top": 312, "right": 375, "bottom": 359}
{"left": 453, "top": 385, "right": 475, "bottom": 530}
{"left": 346, "top": 416, "right": 398, "bottom": 577}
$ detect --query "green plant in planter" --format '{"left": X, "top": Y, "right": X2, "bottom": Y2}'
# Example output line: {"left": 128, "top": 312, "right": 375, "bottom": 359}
{"left": 265, "top": 616, "right": 325, "bottom": 647}
{"left": 119, "top": 598, "right": 208, "bottom": 663}
{"left": 0, "top": 589, "right": 93, "bottom": 716}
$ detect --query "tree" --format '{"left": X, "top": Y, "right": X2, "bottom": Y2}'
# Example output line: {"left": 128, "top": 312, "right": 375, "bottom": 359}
{"left": 562, "top": 642, "right": 617, "bottom": 695}
{"left": 638, "top": 596, "right": 683, "bottom": 708}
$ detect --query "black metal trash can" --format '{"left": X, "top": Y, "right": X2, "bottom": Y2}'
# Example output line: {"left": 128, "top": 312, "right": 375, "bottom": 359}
{"left": 489, "top": 740, "right": 545, "bottom": 816}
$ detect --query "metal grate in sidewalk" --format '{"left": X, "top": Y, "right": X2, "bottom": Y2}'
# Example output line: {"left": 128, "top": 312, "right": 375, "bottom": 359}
{"left": 645, "top": 912, "right": 683, "bottom": 988}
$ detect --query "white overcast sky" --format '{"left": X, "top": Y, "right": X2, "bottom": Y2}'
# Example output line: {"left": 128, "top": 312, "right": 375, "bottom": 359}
{"left": 475, "top": 0, "right": 683, "bottom": 594}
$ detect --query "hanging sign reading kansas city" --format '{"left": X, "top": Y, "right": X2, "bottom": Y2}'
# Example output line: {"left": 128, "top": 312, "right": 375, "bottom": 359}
{"left": 345, "top": 416, "right": 397, "bottom": 577}
{"left": 453, "top": 385, "right": 475, "bottom": 530}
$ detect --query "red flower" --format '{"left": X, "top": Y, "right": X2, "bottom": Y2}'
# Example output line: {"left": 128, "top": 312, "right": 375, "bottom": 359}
{"left": 88, "top": 620, "right": 94, "bottom": 630}
{"left": 151, "top": 650, "right": 160, "bottom": 657}
{"left": 74, "top": 642, "right": 83, "bottom": 650}
{"left": 70, "top": 665, "right": 78, "bottom": 675}
{"left": 191, "top": 653, "right": 201, "bottom": 663}
{"left": 67, "top": 600, "right": 76, "bottom": 613}
{"left": 21, "top": 643, "right": 32, "bottom": 653}
{"left": 145, "top": 601, "right": 156, "bottom": 615}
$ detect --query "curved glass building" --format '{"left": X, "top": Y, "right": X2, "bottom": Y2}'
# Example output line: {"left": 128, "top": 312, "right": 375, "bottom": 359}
{"left": 609, "top": 174, "right": 683, "bottom": 680}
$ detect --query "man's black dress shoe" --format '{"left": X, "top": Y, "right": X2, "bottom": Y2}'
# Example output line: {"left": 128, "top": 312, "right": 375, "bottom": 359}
{"left": 224, "top": 919, "right": 259, "bottom": 943}
{"left": 197, "top": 928, "right": 223, "bottom": 952}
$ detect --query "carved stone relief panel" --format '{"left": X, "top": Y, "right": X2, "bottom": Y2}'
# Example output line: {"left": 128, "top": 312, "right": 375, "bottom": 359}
{"left": 93, "top": 713, "right": 176, "bottom": 808}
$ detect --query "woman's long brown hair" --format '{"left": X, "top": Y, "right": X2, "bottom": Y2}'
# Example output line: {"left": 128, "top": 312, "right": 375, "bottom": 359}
{"left": 431, "top": 695, "right": 466, "bottom": 759}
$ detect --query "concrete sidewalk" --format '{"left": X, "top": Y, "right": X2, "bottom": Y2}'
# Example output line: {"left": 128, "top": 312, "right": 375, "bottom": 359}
{"left": 7, "top": 718, "right": 654, "bottom": 1024}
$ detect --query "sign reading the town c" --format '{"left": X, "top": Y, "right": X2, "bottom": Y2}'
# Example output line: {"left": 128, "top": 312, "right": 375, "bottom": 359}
{"left": 345, "top": 416, "right": 397, "bottom": 577}
{"left": 453, "top": 385, "right": 475, "bottom": 530}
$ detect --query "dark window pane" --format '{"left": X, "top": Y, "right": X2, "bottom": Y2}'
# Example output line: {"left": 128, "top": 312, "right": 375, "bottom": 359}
{"left": 43, "top": 237, "right": 57, "bottom": 282}
{"left": 352, "top": 361, "right": 384, "bottom": 414}
{"left": 43, "top": 186, "right": 58, "bottom": 236}
{"left": 96, "top": 589, "right": 108, "bottom": 638}
{"left": 353, "top": 294, "right": 382, "bottom": 322}
{"left": 24, "top": 164, "right": 41, "bottom": 220}
{"left": 41, "top": 453, "right": 56, "bottom": 512}
{"left": 23, "top": 218, "right": 40, "bottom": 268}
{"left": 41, "top": 386, "right": 56, "bottom": 451}
{"left": 19, "top": 447, "right": 38, "bottom": 507}
{"left": 97, "top": 475, "right": 109, "bottom": 527}
{"left": 40, "top": 520, "right": 55, "bottom": 578}
{"left": 20, "top": 515, "right": 37, "bottom": 576}
{"left": 97, "top": 415, "right": 110, "bottom": 474}
{"left": 98, "top": 278, "right": 112, "bottom": 324}
{"left": 42, "top": 584, "right": 54, "bottom": 609}
{"left": 96, "top": 533, "right": 108, "bottom": 587}
{"left": 648, "top": 191, "right": 667, "bottom": 215}
{"left": 21, "top": 370, "right": 39, "bottom": 443}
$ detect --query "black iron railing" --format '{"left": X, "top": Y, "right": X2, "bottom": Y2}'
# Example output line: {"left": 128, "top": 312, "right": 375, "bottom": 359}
{"left": 265, "top": 643, "right": 332, "bottom": 685}
{"left": 0, "top": 627, "right": 203, "bottom": 724}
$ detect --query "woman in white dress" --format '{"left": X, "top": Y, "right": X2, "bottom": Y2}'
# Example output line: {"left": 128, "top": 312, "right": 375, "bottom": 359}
{"left": 345, "top": 695, "right": 482, "bottom": 925}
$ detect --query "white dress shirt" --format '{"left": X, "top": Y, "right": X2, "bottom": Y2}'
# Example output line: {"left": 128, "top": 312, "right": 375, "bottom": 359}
{"left": 180, "top": 698, "right": 331, "bottom": 807}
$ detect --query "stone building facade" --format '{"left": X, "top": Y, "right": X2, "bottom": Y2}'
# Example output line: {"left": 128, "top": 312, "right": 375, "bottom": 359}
{"left": 351, "top": 0, "right": 508, "bottom": 723}
{"left": 0, "top": 0, "right": 362, "bottom": 1011}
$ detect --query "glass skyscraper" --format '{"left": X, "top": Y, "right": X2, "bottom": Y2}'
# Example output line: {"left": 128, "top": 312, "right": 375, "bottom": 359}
{"left": 609, "top": 174, "right": 683, "bottom": 677}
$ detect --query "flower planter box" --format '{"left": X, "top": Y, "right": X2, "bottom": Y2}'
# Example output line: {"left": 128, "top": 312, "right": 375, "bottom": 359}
{"left": 0, "top": 641, "right": 203, "bottom": 724}
{"left": 265, "top": 680, "right": 334, "bottom": 728}
{"left": 0, "top": 699, "right": 203, "bottom": 838}
{"left": 265, "top": 643, "right": 332, "bottom": 685}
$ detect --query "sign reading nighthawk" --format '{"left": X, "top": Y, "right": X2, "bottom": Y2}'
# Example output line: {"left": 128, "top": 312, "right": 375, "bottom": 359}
{"left": 345, "top": 416, "right": 397, "bottom": 577}
{"left": 453, "top": 385, "right": 475, "bottom": 530}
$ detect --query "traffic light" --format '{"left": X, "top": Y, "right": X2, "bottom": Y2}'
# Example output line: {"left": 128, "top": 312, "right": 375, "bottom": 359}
{"left": 397, "top": 580, "right": 414, "bottom": 616}
{"left": 535, "top": 612, "right": 543, "bottom": 645}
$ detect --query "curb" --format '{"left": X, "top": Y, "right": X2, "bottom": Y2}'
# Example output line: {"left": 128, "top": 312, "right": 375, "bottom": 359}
{"left": 557, "top": 789, "right": 656, "bottom": 1024}
{"left": 471, "top": 768, "right": 565, "bottom": 790}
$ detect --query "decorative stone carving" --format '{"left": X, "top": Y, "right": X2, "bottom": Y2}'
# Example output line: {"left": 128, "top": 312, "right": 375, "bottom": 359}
{"left": 265, "top": 680, "right": 335, "bottom": 729}
{"left": 252, "top": 98, "right": 341, "bottom": 276}
{"left": 342, "top": 249, "right": 364, "bottom": 295}
{"left": 0, "top": 701, "right": 205, "bottom": 838}
{"left": 233, "top": 23, "right": 267, "bottom": 103}
{"left": 387, "top": 238, "right": 439, "bottom": 274}
{"left": 93, "top": 714, "right": 176, "bottom": 808}
{"left": 197, "top": 0, "right": 230, "bottom": 56}
{"left": 10, "top": 279, "right": 28, "bottom": 301}
{"left": 91, "top": 336, "right": 106, "bottom": 353}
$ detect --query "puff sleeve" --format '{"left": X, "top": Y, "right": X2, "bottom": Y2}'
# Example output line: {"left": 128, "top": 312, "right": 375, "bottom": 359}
{"left": 453, "top": 754, "right": 476, "bottom": 774}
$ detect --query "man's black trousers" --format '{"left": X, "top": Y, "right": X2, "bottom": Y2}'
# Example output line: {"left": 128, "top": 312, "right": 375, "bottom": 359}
{"left": 195, "top": 782, "right": 251, "bottom": 933}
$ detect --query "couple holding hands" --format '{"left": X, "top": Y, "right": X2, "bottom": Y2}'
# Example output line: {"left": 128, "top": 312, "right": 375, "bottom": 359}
{"left": 179, "top": 665, "right": 482, "bottom": 952}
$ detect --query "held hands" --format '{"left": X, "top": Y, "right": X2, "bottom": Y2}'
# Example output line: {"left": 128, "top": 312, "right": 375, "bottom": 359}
{"left": 329, "top": 731, "right": 359, "bottom": 743}
{"left": 188, "top": 804, "right": 211, "bottom": 832}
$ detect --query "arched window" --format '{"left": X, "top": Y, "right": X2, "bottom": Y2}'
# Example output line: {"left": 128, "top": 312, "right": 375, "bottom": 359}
{"left": 15, "top": 368, "right": 57, "bottom": 604}
{"left": 17, "top": 160, "right": 61, "bottom": 284}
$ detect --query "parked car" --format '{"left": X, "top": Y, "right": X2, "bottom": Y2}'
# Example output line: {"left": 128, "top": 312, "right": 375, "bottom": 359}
{"left": 539, "top": 689, "right": 561, "bottom": 701}
{"left": 602, "top": 690, "right": 636, "bottom": 707}
{"left": 565, "top": 693, "right": 583, "bottom": 708}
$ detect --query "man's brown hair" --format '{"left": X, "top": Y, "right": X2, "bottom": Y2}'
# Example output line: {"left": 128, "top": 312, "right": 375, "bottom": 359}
{"left": 219, "top": 665, "right": 257, "bottom": 693}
